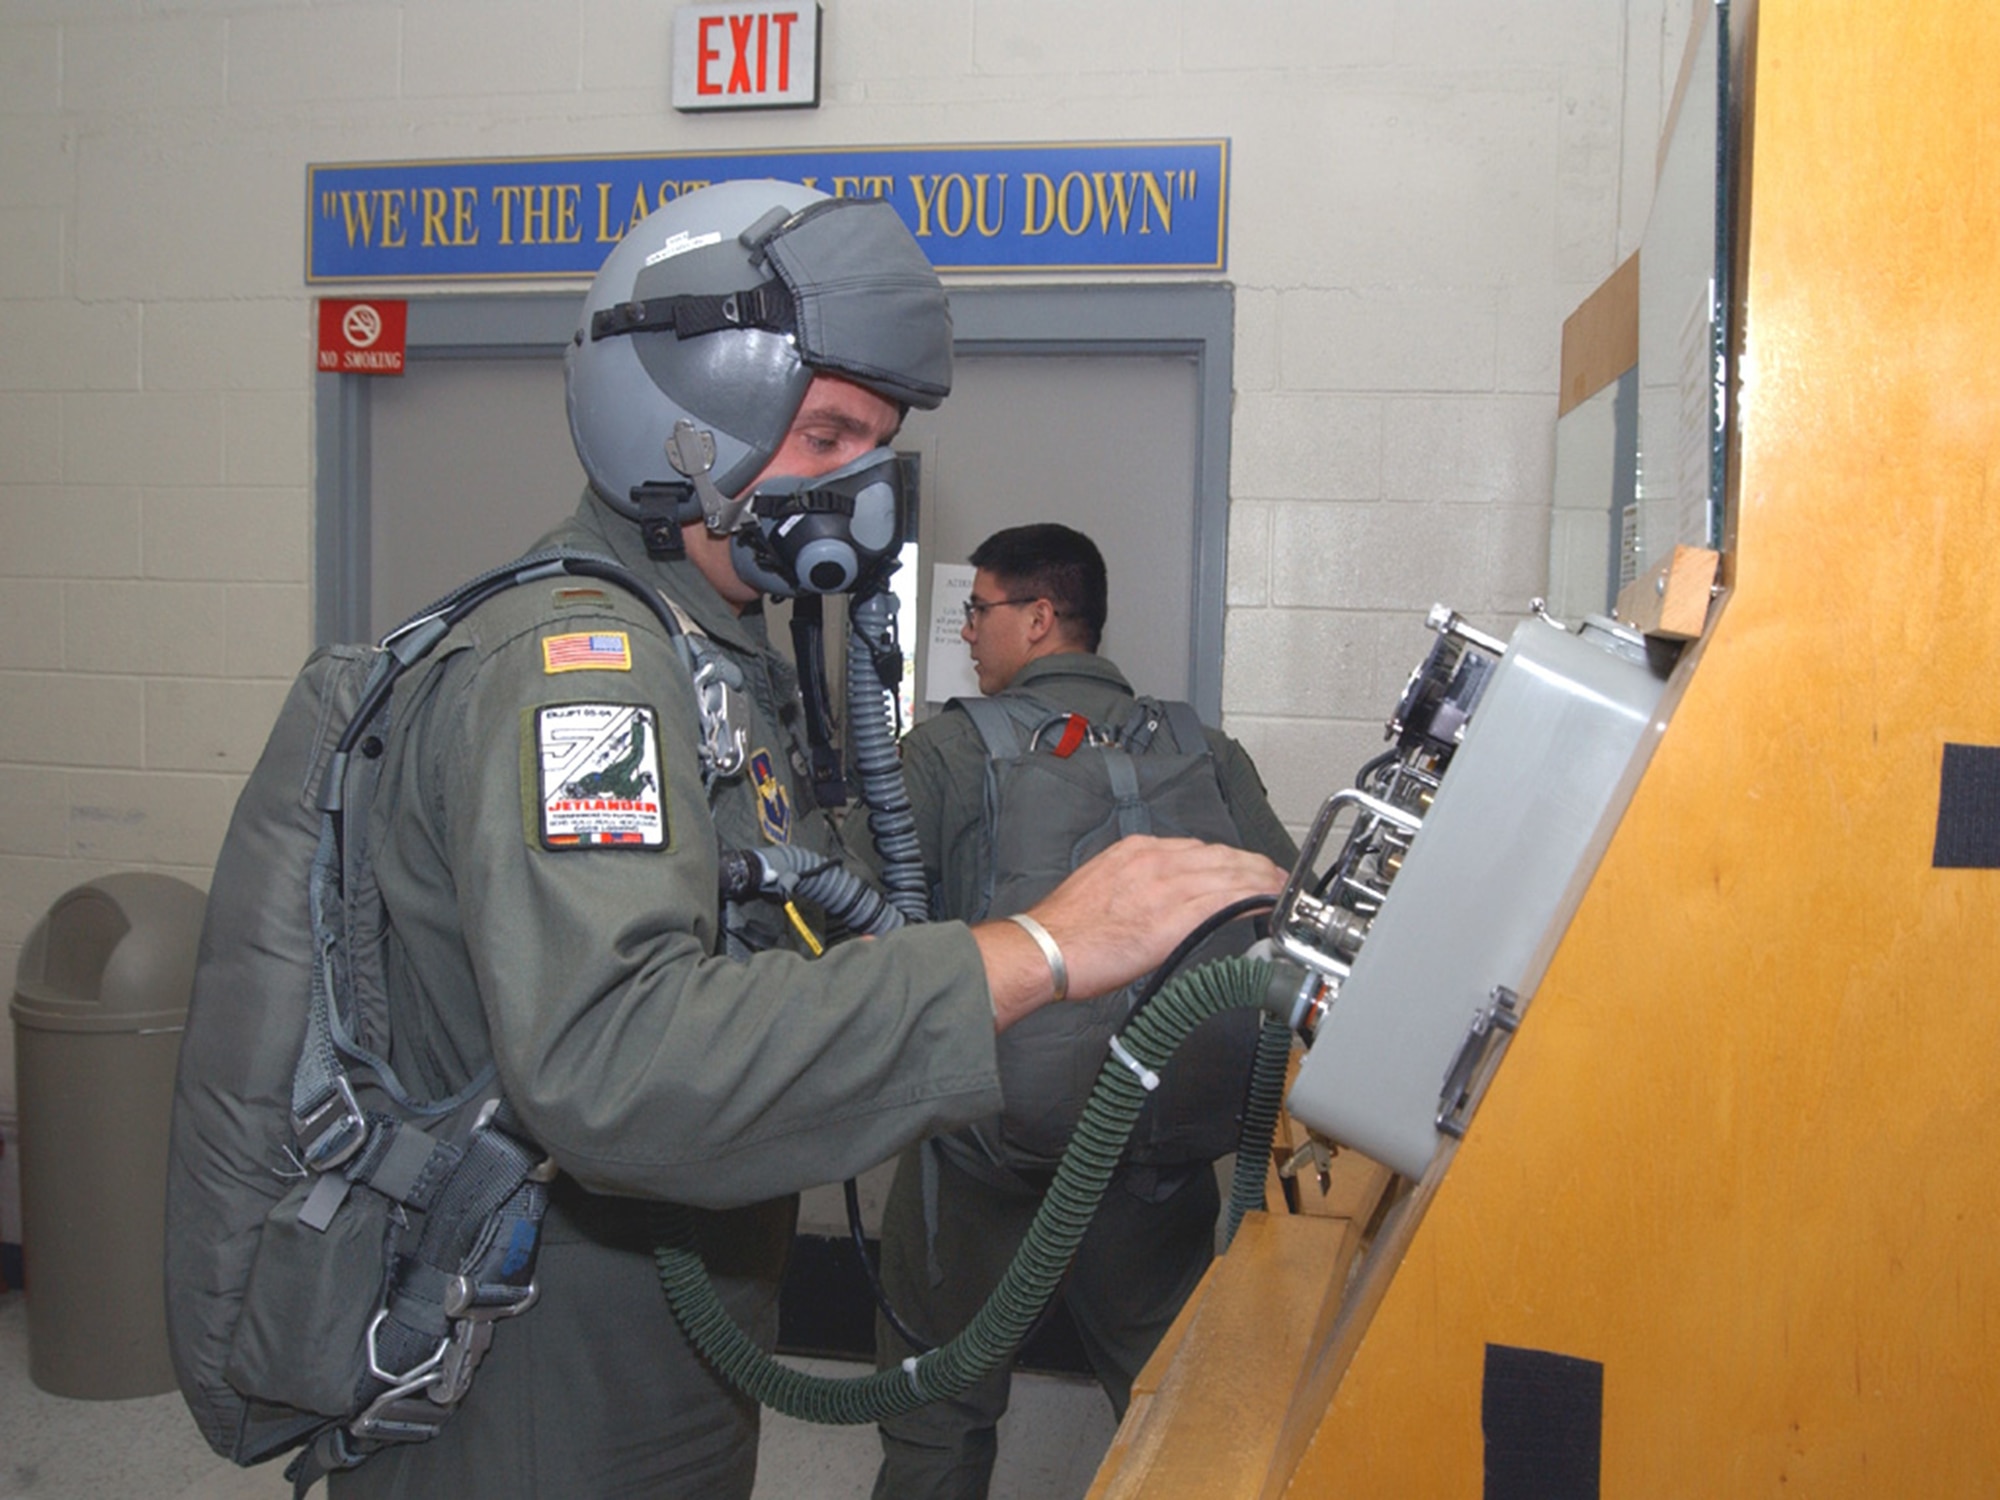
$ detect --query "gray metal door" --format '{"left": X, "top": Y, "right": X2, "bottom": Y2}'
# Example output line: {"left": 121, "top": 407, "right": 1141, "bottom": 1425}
{"left": 320, "top": 284, "right": 1234, "bottom": 719}
{"left": 367, "top": 356, "right": 586, "bottom": 637}
{"left": 363, "top": 350, "right": 1201, "bottom": 709}
{"left": 897, "top": 351, "right": 1198, "bottom": 707}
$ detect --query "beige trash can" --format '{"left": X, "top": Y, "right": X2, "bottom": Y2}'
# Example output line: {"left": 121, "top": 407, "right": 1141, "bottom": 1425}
{"left": 10, "top": 872, "right": 205, "bottom": 1399}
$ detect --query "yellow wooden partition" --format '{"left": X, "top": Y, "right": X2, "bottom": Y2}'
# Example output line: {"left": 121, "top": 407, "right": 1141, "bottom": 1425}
{"left": 1289, "top": 2, "right": 2000, "bottom": 1492}
{"left": 1091, "top": 3, "right": 2000, "bottom": 1495}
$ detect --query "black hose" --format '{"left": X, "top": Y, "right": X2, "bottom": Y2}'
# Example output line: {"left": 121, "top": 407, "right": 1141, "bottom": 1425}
{"left": 1124, "top": 893, "right": 1277, "bottom": 1022}
{"left": 844, "top": 1177, "right": 933, "bottom": 1354}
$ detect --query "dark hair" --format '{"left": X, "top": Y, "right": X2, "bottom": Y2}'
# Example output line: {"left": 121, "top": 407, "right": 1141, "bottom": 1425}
{"left": 968, "top": 523, "right": 1107, "bottom": 651}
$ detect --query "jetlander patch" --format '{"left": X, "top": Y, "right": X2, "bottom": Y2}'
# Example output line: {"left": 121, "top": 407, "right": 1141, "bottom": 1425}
{"left": 535, "top": 703, "right": 666, "bottom": 850}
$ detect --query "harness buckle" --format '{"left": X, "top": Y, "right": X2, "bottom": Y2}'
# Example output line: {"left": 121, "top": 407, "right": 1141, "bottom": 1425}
{"left": 293, "top": 1074, "right": 367, "bottom": 1172}
{"left": 431, "top": 1276, "right": 542, "bottom": 1406}
{"left": 351, "top": 1270, "right": 542, "bottom": 1440}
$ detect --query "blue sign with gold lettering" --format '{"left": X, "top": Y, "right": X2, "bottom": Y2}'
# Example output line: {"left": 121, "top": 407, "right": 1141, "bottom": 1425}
{"left": 307, "top": 141, "right": 1226, "bottom": 282}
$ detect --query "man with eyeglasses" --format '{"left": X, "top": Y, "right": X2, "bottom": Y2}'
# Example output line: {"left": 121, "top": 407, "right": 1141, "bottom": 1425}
{"left": 871, "top": 523, "right": 1297, "bottom": 1500}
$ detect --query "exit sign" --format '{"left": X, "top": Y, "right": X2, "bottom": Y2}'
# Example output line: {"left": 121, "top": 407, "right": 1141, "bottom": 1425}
{"left": 672, "top": 4, "right": 821, "bottom": 112}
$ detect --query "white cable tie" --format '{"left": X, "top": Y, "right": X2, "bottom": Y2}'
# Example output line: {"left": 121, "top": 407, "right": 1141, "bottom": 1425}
{"left": 902, "top": 1354, "right": 926, "bottom": 1398}
{"left": 1107, "top": 1034, "right": 1160, "bottom": 1092}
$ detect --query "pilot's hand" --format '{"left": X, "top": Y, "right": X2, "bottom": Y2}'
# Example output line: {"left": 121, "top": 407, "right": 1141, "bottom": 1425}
{"left": 975, "top": 835, "right": 1287, "bottom": 1032}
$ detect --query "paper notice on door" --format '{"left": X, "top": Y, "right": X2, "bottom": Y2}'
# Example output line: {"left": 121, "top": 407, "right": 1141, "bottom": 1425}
{"left": 924, "top": 563, "right": 981, "bottom": 703}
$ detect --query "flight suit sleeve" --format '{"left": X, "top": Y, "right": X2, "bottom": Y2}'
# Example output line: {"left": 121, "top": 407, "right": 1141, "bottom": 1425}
{"left": 430, "top": 604, "right": 1003, "bottom": 1210}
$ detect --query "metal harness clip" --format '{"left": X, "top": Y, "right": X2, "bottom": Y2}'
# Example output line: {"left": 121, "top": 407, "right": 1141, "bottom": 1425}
{"left": 430, "top": 1275, "right": 542, "bottom": 1406}
{"left": 691, "top": 656, "right": 749, "bottom": 781}
{"left": 353, "top": 1274, "right": 543, "bottom": 1440}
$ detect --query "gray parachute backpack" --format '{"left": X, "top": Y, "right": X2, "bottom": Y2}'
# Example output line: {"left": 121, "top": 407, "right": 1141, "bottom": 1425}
{"left": 949, "top": 692, "right": 1265, "bottom": 1171}
{"left": 164, "top": 549, "right": 685, "bottom": 1491}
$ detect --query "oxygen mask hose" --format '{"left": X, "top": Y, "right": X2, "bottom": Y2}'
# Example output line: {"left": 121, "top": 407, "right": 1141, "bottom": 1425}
{"left": 1114, "top": 892, "right": 1289, "bottom": 1252}
{"left": 654, "top": 954, "right": 1290, "bottom": 1424}
{"left": 1225, "top": 1012, "right": 1294, "bottom": 1250}
{"left": 846, "top": 589, "right": 929, "bottom": 923}
{"left": 720, "top": 844, "right": 906, "bottom": 940}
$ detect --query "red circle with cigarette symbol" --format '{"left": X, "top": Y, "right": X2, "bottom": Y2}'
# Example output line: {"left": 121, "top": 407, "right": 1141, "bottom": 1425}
{"left": 342, "top": 304, "right": 383, "bottom": 348}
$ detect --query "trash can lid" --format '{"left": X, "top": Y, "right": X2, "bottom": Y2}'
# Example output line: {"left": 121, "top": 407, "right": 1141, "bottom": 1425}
{"left": 10, "top": 873, "right": 207, "bottom": 1034}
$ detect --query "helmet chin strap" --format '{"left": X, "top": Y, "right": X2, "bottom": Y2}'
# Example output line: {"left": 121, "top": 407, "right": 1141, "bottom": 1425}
{"left": 666, "top": 419, "right": 755, "bottom": 535}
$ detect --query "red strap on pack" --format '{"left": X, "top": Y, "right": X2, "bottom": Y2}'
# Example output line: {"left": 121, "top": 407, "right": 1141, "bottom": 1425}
{"left": 1050, "top": 714, "right": 1090, "bottom": 758}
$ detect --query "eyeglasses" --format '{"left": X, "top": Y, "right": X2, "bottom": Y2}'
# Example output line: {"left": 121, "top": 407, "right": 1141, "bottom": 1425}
{"left": 961, "top": 597, "right": 1040, "bottom": 626}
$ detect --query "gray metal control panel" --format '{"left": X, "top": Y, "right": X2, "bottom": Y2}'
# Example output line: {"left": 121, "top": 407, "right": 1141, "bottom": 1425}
{"left": 1278, "top": 610, "right": 1669, "bottom": 1179}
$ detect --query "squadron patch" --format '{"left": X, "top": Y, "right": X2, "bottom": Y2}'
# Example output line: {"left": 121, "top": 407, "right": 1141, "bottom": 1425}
{"left": 542, "top": 631, "right": 632, "bottom": 674}
{"left": 534, "top": 703, "right": 666, "bottom": 850}
{"left": 749, "top": 748, "right": 792, "bottom": 845}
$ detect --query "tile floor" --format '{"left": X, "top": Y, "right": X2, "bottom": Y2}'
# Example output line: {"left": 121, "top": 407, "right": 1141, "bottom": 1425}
{"left": 0, "top": 1289, "right": 1117, "bottom": 1500}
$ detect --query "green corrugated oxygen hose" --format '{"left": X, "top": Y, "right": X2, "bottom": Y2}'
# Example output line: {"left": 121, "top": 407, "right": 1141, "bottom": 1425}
{"left": 654, "top": 954, "right": 1284, "bottom": 1425}
{"left": 1224, "top": 1010, "right": 1295, "bottom": 1249}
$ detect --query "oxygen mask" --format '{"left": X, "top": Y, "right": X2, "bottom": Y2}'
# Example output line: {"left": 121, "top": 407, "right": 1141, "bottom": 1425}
{"left": 727, "top": 447, "right": 906, "bottom": 597}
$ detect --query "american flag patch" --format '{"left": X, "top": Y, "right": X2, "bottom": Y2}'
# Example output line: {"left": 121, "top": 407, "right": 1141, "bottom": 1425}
{"left": 542, "top": 631, "right": 632, "bottom": 674}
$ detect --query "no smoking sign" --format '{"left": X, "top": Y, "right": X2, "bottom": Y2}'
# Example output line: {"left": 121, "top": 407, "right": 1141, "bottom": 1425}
{"left": 317, "top": 298, "right": 408, "bottom": 374}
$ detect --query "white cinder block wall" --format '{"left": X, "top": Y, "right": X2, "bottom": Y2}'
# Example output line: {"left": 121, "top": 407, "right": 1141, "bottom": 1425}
{"left": 0, "top": 0, "right": 1699, "bottom": 1114}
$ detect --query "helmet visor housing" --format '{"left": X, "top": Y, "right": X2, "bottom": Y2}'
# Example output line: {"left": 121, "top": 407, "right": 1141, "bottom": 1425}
{"left": 565, "top": 182, "right": 952, "bottom": 531}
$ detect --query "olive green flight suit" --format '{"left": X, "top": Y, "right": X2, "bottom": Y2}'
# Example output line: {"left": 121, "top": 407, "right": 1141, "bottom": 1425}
{"left": 332, "top": 493, "right": 1002, "bottom": 1500}
{"left": 872, "top": 653, "right": 1298, "bottom": 1500}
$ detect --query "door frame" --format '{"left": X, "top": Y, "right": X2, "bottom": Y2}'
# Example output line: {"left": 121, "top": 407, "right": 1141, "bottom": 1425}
{"left": 315, "top": 283, "right": 1235, "bottom": 721}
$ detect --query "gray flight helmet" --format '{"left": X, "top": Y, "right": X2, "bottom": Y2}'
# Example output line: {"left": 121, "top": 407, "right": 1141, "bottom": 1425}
{"left": 565, "top": 179, "right": 953, "bottom": 532}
